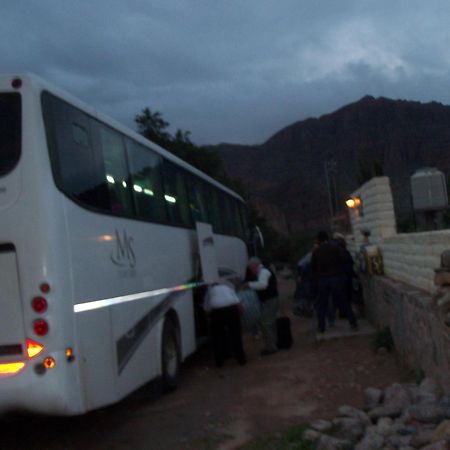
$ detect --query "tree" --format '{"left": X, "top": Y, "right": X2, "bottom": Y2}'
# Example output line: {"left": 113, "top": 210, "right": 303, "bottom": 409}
{"left": 135, "top": 107, "right": 235, "bottom": 189}
{"left": 135, "top": 108, "right": 171, "bottom": 148}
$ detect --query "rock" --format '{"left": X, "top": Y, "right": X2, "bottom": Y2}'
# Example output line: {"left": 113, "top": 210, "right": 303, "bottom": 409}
{"left": 365, "top": 388, "right": 383, "bottom": 410}
{"left": 440, "top": 395, "right": 450, "bottom": 408}
{"left": 420, "top": 441, "right": 450, "bottom": 450}
{"left": 376, "top": 417, "right": 394, "bottom": 436}
{"left": 332, "top": 417, "right": 366, "bottom": 442}
{"left": 431, "top": 420, "right": 450, "bottom": 443}
{"left": 338, "top": 405, "right": 371, "bottom": 426}
{"left": 395, "top": 425, "right": 418, "bottom": 436}
{"left": 355, "top": 429, "right": 384, "bottom": 450}
{"left": 385, "top": 434, "right": 412, "bottom": 448}
{"left": 317, "top": 434, "right": 352, "bottom": 450}
{"left": 416, "top": 392, "right": 440, "bottom": 405}
{"left": 384, "top": 383, "right": 412, "bottom": 409}
{"left": 409, "top": 403, "right": 446, "bottom": 424}
{"left": 311, "top": 419, "right": 333, "bottom": 432}
{"left": 396, "top": 410, "right": 413, "bottom": 425}
{"left": 304, "top": 429, "right": 321, "bottom": 441}
{"left": 410, "top": 430, "right": 433, "bottom": 448}
{"left": 369, "top": 404, "right": 404, "bottom": 421}
{"left": 419, "top": 378, "right": 440, "bottom": 397}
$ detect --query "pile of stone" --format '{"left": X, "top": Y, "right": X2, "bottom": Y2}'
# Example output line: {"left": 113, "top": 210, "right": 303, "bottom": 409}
{"left": 305, "top": 378, "right": 450, "bottom": 449}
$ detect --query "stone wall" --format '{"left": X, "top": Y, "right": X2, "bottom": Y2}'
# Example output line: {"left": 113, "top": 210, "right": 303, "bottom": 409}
{"left": 361, "top": 275, "right": 450, "bottom": 394}
{"left": 382, "top": 230, "right": 450, "bottom": 293}
{"left": 348, "top": 176, "right": 397, "bottom": 249}
{"left": 347, "top": 176, "right": 447, "bottom": 293}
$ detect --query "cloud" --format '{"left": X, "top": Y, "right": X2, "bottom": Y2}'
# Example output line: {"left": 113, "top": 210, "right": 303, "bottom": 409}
{"left": 2, "top": 0, "right": 450, "bottom": 144}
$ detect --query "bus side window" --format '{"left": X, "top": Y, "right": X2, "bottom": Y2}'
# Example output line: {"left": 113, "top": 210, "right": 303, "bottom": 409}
{"left": 162, "top": 162, "right": 192, "bottom": 227}
{"left": 42, "top": 93, "right": 110, "bottom": 211}
{"left": 207, "top": 188, "right": 223, "bottom": 234}
{"left": 96, "top": 125, "right": 134, "bottom": 217}
{"left": 187, "top": 176, "right": 208, "bottom": 223}
{"left": 126, "top": 139, "right": 167, "bottom": 223}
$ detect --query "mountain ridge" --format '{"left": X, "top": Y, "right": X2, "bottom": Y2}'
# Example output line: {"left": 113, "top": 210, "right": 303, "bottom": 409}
{"left": 211, "top": 96, "right": 450, "bottom": 234}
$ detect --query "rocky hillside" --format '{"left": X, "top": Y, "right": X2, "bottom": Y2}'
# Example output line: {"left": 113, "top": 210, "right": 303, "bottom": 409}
{"left": 213, "top": 96, "right": 450, "bottom": 234}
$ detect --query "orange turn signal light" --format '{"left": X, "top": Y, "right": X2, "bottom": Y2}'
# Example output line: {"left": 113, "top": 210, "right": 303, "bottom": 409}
{"left": 26, "top": 339, "right": 45, "bottom": 359}
{"left": 43, "top": 357, "right": 55, "bottom": 369}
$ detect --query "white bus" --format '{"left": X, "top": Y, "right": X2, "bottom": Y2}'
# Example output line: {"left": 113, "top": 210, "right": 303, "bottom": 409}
{"left": 0, "top": 74, "right": 249, "bottom": 415}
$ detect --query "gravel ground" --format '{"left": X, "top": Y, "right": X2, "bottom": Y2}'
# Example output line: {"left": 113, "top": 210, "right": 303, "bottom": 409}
{"left": 0, "top": 276, "right": 413, "bottom": 450}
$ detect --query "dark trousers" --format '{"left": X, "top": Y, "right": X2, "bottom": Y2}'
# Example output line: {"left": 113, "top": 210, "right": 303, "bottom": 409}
{"left": 210, "top": 305, "right": 246, "bottom": 367}
{"left": 316, "top": 276, "right": 357, "bottom": 332}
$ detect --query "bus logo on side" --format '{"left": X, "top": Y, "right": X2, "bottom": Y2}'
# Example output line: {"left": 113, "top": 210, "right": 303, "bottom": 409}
{"left": 111, "top": 229, "right": 136, "bottom": 268}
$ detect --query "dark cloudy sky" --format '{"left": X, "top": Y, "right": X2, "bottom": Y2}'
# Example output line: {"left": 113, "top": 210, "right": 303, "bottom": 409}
{"left": 3, "top": 1, "right": 450, "bottom": 145}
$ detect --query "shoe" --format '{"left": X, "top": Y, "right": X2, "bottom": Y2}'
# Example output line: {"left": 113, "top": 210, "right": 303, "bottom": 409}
{"left": 351, "top": 324, "right": 358, "bottom": 331}
{"left": 260, "top": 349, "right": 277, "bottom": 356}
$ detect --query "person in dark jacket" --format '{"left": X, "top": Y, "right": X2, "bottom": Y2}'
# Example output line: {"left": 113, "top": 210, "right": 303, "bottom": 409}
{"left": 243, "top": 257, "right": 279, "bottom": 355}
{"left": 332, "top": 233, "right": 356, "bottom": 318}
{"left": 311, "top": 231, "right": 357, "bottom": 334}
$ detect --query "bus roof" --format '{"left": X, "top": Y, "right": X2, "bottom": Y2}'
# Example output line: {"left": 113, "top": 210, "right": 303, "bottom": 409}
{"left": 3, "top": 73, "right": 244, "bottom": 202}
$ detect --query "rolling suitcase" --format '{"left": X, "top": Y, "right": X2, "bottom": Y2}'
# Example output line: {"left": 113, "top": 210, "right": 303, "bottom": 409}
{"left": 276, "top": 316, "right": 293, "bottom": 349}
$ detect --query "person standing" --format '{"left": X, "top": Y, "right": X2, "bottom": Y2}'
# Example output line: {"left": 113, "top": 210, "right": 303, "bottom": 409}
{"left": 244, "top": 257, "right": 279, "bottom": 356}
{"left": 332, "top": 232, "right": 356, "bottom": 317}
{"left": 203, "top": 282, "right": 246, "bottom": 367}
{"left": 311, "top": 231, "right": 357, "bottom": 335}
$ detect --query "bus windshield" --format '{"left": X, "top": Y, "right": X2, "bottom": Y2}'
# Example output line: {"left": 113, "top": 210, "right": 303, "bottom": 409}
{"left": 0, "top": 93, "right": 21, "bottom": 177}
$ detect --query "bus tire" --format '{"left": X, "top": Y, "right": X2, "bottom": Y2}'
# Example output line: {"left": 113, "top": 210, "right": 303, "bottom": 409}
{"left": 161, "top": 318, "right": 180, "bottom": 393}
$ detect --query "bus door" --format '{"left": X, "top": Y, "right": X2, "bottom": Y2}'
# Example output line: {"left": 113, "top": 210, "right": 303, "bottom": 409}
{"left": 193, "top": 222, "right": 218, "bottom": 340}
{"left": 196, "top": 222, "right": 218, "bottom": 284}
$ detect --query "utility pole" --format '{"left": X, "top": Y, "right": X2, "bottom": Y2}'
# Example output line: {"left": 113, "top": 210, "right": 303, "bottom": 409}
{"left": 324, "top": 160, "right": 337, "bottom": 228}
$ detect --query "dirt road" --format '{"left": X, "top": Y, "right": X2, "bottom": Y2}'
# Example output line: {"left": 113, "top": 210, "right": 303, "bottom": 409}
{"left": 1, "top": 277, "right": 411, "bottom": 450}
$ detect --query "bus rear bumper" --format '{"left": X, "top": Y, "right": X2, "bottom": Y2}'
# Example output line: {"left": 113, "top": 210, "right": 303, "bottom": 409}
{"left": 0, "top": 360, "right": 85, "bottom": 416}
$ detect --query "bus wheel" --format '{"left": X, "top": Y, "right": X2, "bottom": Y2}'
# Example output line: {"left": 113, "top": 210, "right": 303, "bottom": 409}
{"left": 161, "top": 318, "right": 180, "bottom": 393}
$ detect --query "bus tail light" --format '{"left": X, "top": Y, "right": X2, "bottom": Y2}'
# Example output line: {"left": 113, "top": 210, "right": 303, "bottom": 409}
{"left": 39, "top": 282, "right": 50, "bottom": 294}
{"left": 11, "top": 78, "right": 22, "bottom": 89}
{"left": 26, "top": 339, "right": 44, "bottom": 359}
{"left": 33, "top": 319, "right": 49, "bottom": 336}
{"left": 0, "top": 362, "right": 25, "bottom": 376}
{"left": 31, "top": 297, "right": 48, "bottom": 313}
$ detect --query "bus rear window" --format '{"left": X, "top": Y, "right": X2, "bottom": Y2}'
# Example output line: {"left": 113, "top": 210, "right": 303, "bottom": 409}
{"left": 0, "top": 93, "right": 21, "bottom": 177}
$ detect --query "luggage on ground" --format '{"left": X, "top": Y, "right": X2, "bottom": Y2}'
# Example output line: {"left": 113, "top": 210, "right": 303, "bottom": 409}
{"left": 276, "top": 316, "right": 293, "bottom": 349}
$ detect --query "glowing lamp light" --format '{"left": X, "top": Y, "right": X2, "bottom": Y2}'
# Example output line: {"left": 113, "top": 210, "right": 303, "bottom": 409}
{"left": 164, "top": 194, "right": 177, "bottom": 204}
{"left": 98, "top": 234, "right": 114, "bottom": 242}
{"left": 346, "top": 196, "right": 362, "bottom": 208}
{"left": 346, "top": 196, "right": 363, "bottom": 216}
{"left": 43, "top": 357, "right": 56, "bottom": 369}
{"left": 0, "top": 362, "right": 25, "bottom": 376}
{"left": 133, "top": 184, "right": 143, "bottom": 193}
{"left": 106, "top": 175, "right": 115, "bottom": 184}
{"left": 26, "top": 339, "right": 45, "bottom": 359}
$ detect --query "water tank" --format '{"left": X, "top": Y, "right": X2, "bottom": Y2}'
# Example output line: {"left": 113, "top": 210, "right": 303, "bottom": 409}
{"left": 410, "top": 168, "right": 448, "bottom": 211}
